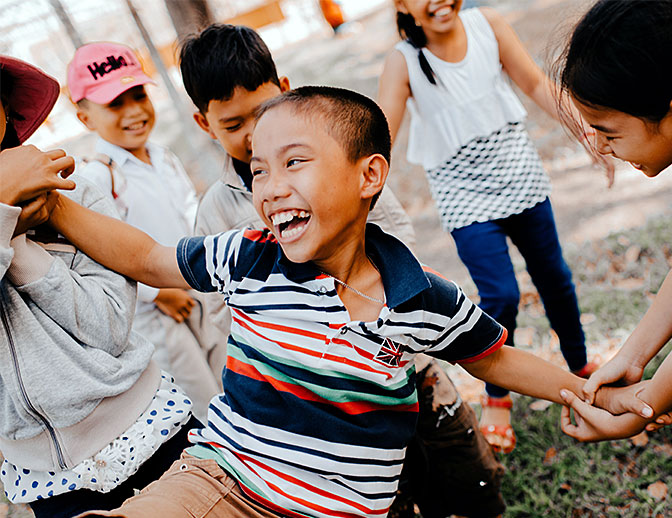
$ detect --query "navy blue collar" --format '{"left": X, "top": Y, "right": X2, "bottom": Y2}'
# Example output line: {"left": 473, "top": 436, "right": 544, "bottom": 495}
{"left": 277, "top": 223, "right": 430, "bottom": 309}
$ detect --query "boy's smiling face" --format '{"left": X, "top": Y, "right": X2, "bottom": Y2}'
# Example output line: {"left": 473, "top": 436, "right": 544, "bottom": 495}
{"left": 76, "top": 86, "right": 155, "bottom": 159}
{"left": 250, "top": 105, "right": 379, "bottom": 266}
{"left": 194, "top": 80, "right": 288, "bottom": 164}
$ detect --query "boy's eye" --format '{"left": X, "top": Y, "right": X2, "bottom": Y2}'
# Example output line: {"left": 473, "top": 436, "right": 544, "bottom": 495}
{"left": 251, "top": 168, "right": 267, "bottom": 177}
{"left": 224, "top": 124, "right": 241, "bottom": 132}
{"left": 287, "top": 158, "right": 303, "bottom": 167}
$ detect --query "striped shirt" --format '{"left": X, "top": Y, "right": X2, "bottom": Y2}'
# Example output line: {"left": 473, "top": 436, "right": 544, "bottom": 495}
{"left": 177, "top": 224, "right": 506, "bottom": 518}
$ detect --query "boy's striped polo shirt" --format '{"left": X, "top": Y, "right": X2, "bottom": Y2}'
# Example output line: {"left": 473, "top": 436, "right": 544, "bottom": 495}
{"left": 176, "top": 224, "right": 506, "bottom": 518}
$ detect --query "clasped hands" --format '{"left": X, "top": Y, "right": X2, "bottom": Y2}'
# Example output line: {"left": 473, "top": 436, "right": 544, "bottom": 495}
{"left": 560, "top": 355, "right": 667, "bottom": 442}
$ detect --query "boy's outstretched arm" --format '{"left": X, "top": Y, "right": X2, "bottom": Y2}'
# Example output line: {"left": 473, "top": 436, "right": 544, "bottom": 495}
{"left": 49, "top": 191, "right": 190, "bottom": 289}
{"left": 463, "top": 345, "right": 585, "bottom": 405}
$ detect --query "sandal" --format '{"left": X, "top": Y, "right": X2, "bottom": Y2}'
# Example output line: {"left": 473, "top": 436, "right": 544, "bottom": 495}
{"left": 480, "top": 395, "right": 516, "bottom": 454}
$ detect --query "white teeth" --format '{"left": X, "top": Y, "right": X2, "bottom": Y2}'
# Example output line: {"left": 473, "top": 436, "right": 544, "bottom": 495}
{"left": 433, "top": 6, "right": 453, "bottom": 17}
{"left": 126, "top": 121, "right": 144, "bottom": 130}
{"left": 280, "top": 221, "right": 308, "bottom": 239}
{"left": 270, "top": 210, "right": 310, "bottom": 226}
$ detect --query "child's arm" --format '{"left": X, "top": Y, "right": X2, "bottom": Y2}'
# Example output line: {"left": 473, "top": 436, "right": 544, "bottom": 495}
{"left": 49, "top": 191, "right": 189, "bottom": 289}
{"left": 463, "top": 345, "right": 585, "bottom": 405}
{"left": 481, "top": 7, "right": 615, "bottom": 184}
{"left": 480, "top": 8, "right": 559, "bottom": 120}
{"left": 378, "top": 49, "right": 412, "bottom": 144}
{"left": 6, "top": 184, "right": 144, "bottom": 355}
{"left": 583, "top": 269, "right": 672, "bottom": 402}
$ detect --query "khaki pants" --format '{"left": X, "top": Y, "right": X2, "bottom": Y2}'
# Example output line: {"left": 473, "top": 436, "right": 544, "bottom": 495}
{"left": 77, "top": 455, "right": 280, "bottom": 518}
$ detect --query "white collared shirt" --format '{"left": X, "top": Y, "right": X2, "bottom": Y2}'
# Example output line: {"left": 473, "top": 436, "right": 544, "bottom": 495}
{"left": 76, "top": 138, "right": 199, "bottom": 305}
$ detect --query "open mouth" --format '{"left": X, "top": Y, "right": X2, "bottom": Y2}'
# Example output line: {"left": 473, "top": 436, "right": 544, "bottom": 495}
{"left": 270, "top": 209, "right": 311, "bottom": 240}
{"left": 123, "top": 120, "right": 147, "bottom": 132}
{"left": 430, "top": 4, "right": 455, "bottom": 18}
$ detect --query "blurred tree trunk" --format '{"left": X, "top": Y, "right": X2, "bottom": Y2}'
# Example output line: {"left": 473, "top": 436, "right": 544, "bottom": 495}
{"left": 165, "top": 0, "right": 215, "bottom": 41}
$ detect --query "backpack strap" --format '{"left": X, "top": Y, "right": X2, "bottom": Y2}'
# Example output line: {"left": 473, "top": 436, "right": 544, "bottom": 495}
{"left": 80, "top": 154, "right": 128, "bottom": 218}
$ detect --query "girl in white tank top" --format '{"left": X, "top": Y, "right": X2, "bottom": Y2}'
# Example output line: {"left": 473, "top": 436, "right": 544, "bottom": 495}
{"left": 378, "top": 0, "right": 611, "bottom": 455}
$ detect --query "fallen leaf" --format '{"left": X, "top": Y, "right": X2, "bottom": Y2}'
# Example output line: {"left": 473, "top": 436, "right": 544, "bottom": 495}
{"left": 514, "top": 327, "right": 535, "bottom": 347}
{"left": 529, "top": 399, "right": 553, "bottom": 411}
{"left": 560, "top": 482, "right": 572, "bottom": 492}
{"left": 647, "top": 481, "right": 668, "bottom": 501}
{"left": 580, "top": 313, "right": 597, "bottom": 325}
{"left": 630, "top": 431, "right": 649, "bottom": 447}
{"left": 624, "top": 245, "right": 641, "bottom": 264}
{"left": 543, "top": 447, "right": 557, "bottom": 465}
{"left": 613, "top": 277, "right": 646, "bottom": 290}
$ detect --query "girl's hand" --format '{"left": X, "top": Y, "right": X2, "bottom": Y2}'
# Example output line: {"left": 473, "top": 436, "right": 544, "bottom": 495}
{"left": 0, "top": 146, "right": 76, "bottom": 206}
{"left": 594, "top": 381, "right": 654, "bottom": 418}
{"left": 645, "top": 411, "right": 672, "bottom": 432}
{"left": 154, "top": 288, "right": 195, "bottom": 323}
{"left": 560, "top": 389, "right": 645, "bottom": 442}
{"left": 582, "top": 354, "right": 644, "bottom": 404}
{"left": 13, "top": 192, "right": 59, "bottom": 237}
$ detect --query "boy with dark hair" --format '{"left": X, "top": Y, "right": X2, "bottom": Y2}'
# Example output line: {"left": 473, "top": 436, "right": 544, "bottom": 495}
{"left": 46, "top": 86, "right": 626, "bottom": 518}
{"left": 181, "top": 24, "right": 505, "bottom": 517}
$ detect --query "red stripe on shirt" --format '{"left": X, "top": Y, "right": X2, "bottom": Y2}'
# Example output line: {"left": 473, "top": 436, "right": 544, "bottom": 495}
{"left": 227, "top": 356, "right": 417, "bottom": 415}
{"left": 457, "top": 328, "right": 508, "bottom": 364}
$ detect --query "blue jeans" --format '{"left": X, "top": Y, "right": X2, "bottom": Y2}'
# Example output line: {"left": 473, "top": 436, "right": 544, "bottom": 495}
{"left": 451, "top": 198, "right": 586, "bottom": 398}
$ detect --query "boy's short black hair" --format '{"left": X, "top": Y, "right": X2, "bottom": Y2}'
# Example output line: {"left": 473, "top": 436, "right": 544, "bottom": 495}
{"left": 256, "top": 86, "right": 391, "bottom": 207}
{"left": 179, "top": 24, "right": 281, "bottom": 114}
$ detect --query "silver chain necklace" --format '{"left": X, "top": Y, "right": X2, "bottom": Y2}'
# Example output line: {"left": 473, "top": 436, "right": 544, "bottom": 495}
{"left": 322, "top": 272, "right": 385, "bottom": 305}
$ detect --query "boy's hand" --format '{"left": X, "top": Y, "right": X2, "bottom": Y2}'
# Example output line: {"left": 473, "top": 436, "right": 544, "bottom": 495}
{"left": 582, "top": 354, "right": 644, "bottom": 404}
{"left": 154, "top": 288, "right": 195, "bottom": 323}
{"left": 560, "top": 389, "right": 645, "bottom": 442}
{"left": 0, "top": 146, "right": 76, "bottom": 206}
{"left": 13, "top": 192, "right": 59, "bottom": 237}
{"left": 593, "top": 381, "right": 654, "bottom": 419}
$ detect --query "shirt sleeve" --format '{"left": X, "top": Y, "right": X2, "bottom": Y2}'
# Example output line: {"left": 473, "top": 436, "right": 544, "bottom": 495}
{"left": 176, "top": 229, "right": 245, "bottom": 294}
{"left": 415, "top": 272, "right": 507, "bottom": 364}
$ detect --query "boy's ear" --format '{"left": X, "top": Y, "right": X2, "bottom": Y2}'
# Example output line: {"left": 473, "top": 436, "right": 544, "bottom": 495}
{"left": 359, "top": 154, "right": 388, "bottom": 203}
{"left": 279, "top": 76, "right": 291, "bottom": 93}
{"left": 193, "top": 111, "right": 217, "bottom": 140}
{"left": 76, "top": 108, "right": 96, "bottom": 131}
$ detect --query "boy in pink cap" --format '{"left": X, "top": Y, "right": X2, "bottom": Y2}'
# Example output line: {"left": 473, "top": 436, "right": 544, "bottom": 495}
{"left": 0, "top": 55, "right": 199, "bottom": 518}
{"left": 67, "top": 42, "right": 221, "bottom": 423}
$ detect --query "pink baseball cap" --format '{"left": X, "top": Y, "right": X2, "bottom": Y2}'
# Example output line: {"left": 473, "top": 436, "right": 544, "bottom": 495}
{"left": 67, "top": 42, "right": 155, "bottom": 104}
{"left": 0, "top": 55, "right": 60, "bottom": 144}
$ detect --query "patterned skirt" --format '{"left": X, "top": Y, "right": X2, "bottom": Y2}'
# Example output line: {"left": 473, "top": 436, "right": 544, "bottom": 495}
{"left": 426, "top": 121, "right": 552, "bottom": 232}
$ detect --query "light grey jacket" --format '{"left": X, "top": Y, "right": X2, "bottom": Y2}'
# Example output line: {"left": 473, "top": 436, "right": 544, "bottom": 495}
{"left": 0, "top": 179, "right": 158, "bottom": 471}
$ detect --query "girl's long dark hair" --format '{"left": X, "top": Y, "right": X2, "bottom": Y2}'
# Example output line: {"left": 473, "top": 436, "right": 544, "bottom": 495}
{"left": 396, "top": 11, "right": 437, "bottom": 85}
{"left": 556, "top": 0, "right": 672, "bottom": 128}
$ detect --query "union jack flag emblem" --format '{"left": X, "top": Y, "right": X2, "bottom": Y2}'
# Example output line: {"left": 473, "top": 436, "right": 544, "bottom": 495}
{"left": 374, "top": 338, "right": 404, "bottom": 367}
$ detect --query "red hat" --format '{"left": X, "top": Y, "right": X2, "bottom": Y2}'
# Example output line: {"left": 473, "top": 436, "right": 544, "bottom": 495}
{"left": 67, "top": 42, "right": 155, "bottom": 105}
{"left": 0, "top": 55, "right": 60, "bottom": 144}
